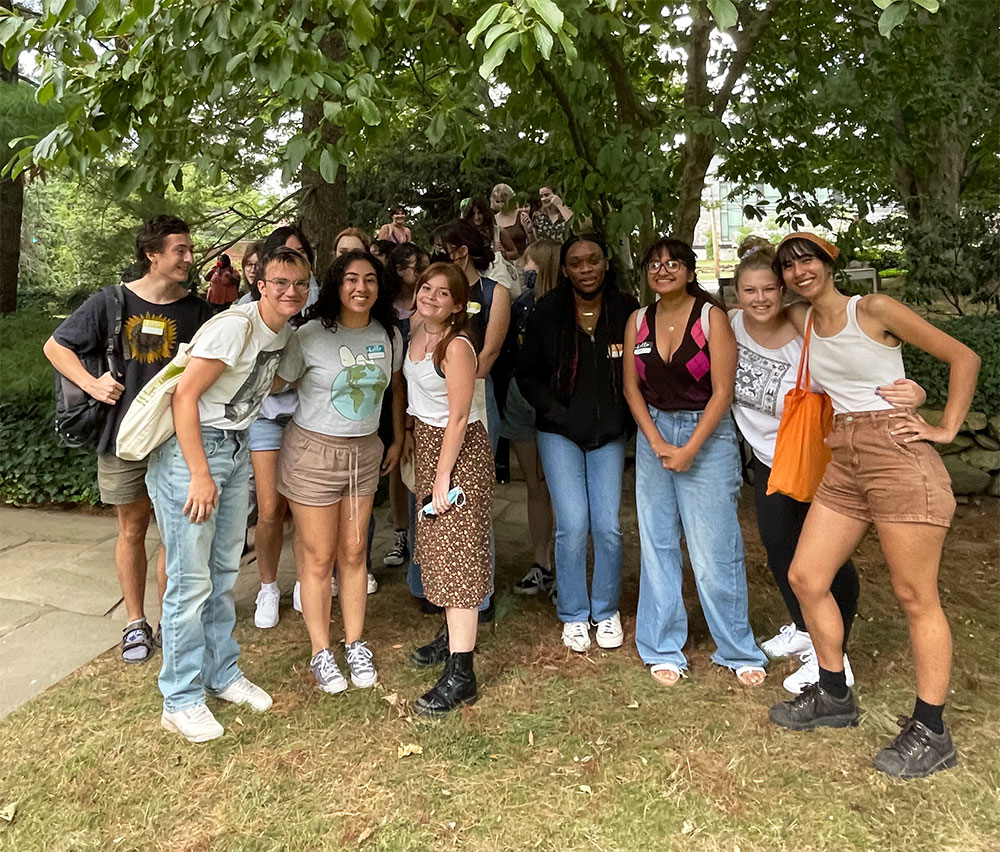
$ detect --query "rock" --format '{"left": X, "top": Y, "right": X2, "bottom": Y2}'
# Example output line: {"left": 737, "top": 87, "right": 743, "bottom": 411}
{"left": 974, "top": 432, "right": 1000, "bottom": 451}
{"left": 988, "top": 475, "right": 1000, "bottom": 499}
{"left": 938, "top": 434, "right": 975, "bottom": 455}
{"left": 988, "top": 415, "right": 1000, "bottom": 442}
{"left": 919, "top": 408, "right": 944, "bottom": 427}
{"left": 942, "top": 456, "right": 991, "bottom": 495}
{"left": 964, "top": 411, "right": 987, "bottom": 432}
{"left": 960, "top": 448, "right": 1000, "bottom": 473}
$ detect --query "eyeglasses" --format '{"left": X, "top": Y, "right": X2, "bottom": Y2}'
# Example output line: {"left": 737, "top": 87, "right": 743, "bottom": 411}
{"left": 646, "top": 259, "right": 685, "bottom": 273}
{"left": 264, "top": 278, "right": 311, "bottom": 293}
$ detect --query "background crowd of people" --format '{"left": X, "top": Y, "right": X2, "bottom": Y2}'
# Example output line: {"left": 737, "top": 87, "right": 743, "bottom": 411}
{"left": 43, "top": 183, "right": 979, "bottom": 780}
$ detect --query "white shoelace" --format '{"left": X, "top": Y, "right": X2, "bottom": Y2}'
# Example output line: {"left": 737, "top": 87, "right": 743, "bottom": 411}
{"left": 313, "top": 650, "right": 342, "bottom": 684}
{"left": 346, "top": 641, "right": 375, "bottom": 677}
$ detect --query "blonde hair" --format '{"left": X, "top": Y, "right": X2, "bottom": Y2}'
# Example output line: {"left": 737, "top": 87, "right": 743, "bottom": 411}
{"left": 734, "top": 235, "right": 778, "bottom": 288}
{"left": 491, "top": 183, "right": 517, "bottom": 214}
{"left": 524, "top": 238, "right": 561, "bottom": 299}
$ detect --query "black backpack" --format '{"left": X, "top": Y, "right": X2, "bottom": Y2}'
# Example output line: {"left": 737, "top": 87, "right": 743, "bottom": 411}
{"left": 53, "top": 285, "right": 127, "bottom": 448}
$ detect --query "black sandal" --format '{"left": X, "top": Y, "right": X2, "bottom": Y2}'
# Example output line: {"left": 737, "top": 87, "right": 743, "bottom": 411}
{"left": 121, "top": 621, "right": 154, "bottom": 664}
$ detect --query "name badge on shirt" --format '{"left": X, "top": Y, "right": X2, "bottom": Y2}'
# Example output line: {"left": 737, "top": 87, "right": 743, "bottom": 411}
{"left": 467, "top": 301, "right": 482, "bottom": 316}
{"left": 141, "top": 319, "right": 166, "bottom": 336}
{"left": 633, "top": 341, "right": 652, "bottom": 356}
{"left": 366, "top": 344, "right": 386, "bottom": 360}
{"left": 608, "top": 343, "right": 624, "bottom": 359}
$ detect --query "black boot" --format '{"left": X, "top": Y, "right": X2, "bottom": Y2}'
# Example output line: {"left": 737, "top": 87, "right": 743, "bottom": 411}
{"left": 409, "top": 623, "right": 449, "bottom": 668}
{"left": 414, "top": 651, "right": 478, "bottom": 717}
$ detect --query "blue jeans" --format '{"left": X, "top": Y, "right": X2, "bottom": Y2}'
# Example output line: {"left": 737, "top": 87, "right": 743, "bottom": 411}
{"left": 634, "top": 409, "right": 765, "bottom": 670}
{"left": 146, "top": 428, "right": 250, "bottom": 712}
{"left": 536, "top": 431, "right": 625, "bottom": 624}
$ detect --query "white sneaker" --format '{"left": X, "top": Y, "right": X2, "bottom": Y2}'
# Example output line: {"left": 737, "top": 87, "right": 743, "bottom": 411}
{"left": 292, "top": 581, "right": 302, "bottom": 613}
{"left": 594, "top": 611, "right": 624, "bottom": 649}
{"left": 562, "top": 621, "right": 591, "bottom": 653}
{"left": 331, "top": 574, "right": 339, "bottom": 597}
{"left": 345, "top": 639, "right": 378, "bottom": 688}
{"left": 782, "top": 649, "right": 855, "bottom": 695}
{"left": 367, "top": 572, "right": 378, "bottom": 594}
{"left": 214, "top": 675, "right": 273, "bottom": 711}
{"left": 253, "top": 584, "right": 280, "bottom": 629}
{"left": 161, "top": 704, "right": 224, "bottom": 743}
{"left": 311, "top": 648, "right": 349, "bottom": 694}
{"left": 761, "top": 623, "right": 813, "bottom": 659}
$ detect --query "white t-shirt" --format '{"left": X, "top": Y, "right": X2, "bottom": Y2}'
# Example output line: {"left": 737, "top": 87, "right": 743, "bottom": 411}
{"left": 188, "top": 301, "right": 293, "bottom": 431}
{"left": 278, "top": 319, "right": 403, "bottom": 437}
{"left": 730, "top": 310, "right": 814, "bottom": 469}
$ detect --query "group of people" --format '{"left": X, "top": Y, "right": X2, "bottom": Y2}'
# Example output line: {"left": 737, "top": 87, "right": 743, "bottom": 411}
{"left": 43, "top": 192, "right": 978, "bottom": 781}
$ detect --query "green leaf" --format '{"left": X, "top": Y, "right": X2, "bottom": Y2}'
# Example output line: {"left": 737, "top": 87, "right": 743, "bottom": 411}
{"left": 356, "top": 95, "right": 380, "bottom": 126}
{"left": 483, "top": 21, "right": 513, "bottom": 50}
{"left": 467, "top": 3, "right": 503, "bottom": 45}
{"left": 520, "top": 32, "right": 536, "bottom": 73}
{"left": 285, "top": 133, "right": 309, "bottom": 172}
{"left": 706, "top": 0, "right": 738, "bottom": 31}
{"left": 319, "top": 148, "right": 338, "bottom": 183}
{"left": 911, "top": 0, "right": 940, "bottom": 11}
{"left": 479, "top": 30, "right": 518, "bottom": 79}
{"left": 532, "top": 21, "right": 553, "bottom": 60}
{"left": 878, "top": 2, "right": 910, "bottom": 36}
{"left": 527, "top": 0, "right": 563, "bottom": 33}
{"left": 425, "top": 112, "right": 446, "bottom": 145}
{"left": 872, "top": 0, "right": 895, "bottom": 8}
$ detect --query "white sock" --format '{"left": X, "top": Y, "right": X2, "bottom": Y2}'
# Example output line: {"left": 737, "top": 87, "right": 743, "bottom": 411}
{"left": 261, "top": 582, "right": 278, "bottom": 592}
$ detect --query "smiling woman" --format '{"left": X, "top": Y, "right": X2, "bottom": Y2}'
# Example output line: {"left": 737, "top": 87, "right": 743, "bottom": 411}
{"left": 275, "top": 249, "right": 405, "bottom": 698}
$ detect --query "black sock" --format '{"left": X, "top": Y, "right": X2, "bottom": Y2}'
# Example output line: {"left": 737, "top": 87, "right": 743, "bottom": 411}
{"left": 818, "top": 666, "right": 849, "bottom": 699}
{"left": 913, "top": 697, "right": 945, "bottom": 734}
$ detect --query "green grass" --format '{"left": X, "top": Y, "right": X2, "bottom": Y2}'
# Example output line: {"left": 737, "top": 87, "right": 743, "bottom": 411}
{"left": 1, "top": 489, "right": 998, "bottom": 852}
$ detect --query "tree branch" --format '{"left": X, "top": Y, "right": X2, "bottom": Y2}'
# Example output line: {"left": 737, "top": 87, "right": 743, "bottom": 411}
{"left": 537, "top": 63, "right": 597, "bottom": 169}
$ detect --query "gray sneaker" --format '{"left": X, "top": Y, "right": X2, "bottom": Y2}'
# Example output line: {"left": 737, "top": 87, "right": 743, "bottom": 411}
{"left": 345, "top": 639, "right": 378, "bottom": 688}
{"left": 310, "top": 648, "right": 348, "bottom": 694}
{"left": 873, "top": 717, "right": 958, "bottom": 779}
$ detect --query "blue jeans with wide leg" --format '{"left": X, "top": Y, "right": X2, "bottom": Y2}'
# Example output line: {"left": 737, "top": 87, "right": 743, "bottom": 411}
{"left": 536, "top": 431, "right": 625, "bottom": 624}
{"left": 634, "top": 409, "right": 765, "bottom": 671}
{"left": 146, "top": 428, "right": 250, "bottom": 712}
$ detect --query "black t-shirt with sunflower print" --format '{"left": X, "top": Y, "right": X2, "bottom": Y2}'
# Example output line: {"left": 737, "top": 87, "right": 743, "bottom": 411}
{"left": 53, "top": 286, "right": 212, "bottom": 455}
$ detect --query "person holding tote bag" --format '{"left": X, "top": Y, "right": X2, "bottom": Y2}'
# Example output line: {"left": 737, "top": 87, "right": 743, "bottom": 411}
{"left": 767, "top": 233, "right": 979, "bottom": 780}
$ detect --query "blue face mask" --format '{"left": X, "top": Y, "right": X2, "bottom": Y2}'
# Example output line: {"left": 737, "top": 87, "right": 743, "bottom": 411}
{"left": 523, "top": 269, "right": 537, "bottom": 291}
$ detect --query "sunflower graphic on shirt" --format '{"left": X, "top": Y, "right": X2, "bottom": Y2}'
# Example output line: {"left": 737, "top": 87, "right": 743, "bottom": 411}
{"left": 123, "top": 313, "right": 179, "bottom": 364}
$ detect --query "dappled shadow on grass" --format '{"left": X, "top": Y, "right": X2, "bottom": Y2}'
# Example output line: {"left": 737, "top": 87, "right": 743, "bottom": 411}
{"left": 0, "top": 497, "right": 998, "bottom": 851}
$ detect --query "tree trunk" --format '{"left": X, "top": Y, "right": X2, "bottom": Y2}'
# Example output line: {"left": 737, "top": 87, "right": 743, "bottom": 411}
{"left": 0, "top": 169, "right": 23, "bottom": 314}
{"left": 299, "top": 21, "right": 348, "bottom": 279}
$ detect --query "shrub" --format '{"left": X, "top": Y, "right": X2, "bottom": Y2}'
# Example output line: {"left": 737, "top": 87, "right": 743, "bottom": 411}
{"left": 0, "top": 310, "right": 101, "bottom": 505}
{"left": 902, "top": 315, "right": 1000, "bottom": 413}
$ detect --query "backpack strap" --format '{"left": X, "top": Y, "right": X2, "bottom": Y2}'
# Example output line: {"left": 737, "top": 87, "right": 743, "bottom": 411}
{"left": 105, "top": 285, "right": 127, "bottom": 379}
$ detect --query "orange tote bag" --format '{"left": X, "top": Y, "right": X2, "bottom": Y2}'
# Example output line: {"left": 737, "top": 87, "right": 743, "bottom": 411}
{"left": 766, "top": 314, "right": 834, "bottom": 502}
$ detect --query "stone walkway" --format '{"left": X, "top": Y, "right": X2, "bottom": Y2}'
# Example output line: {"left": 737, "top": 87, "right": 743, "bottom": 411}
{"left": 0, "top": 489, "right": 522, "bottom": 720}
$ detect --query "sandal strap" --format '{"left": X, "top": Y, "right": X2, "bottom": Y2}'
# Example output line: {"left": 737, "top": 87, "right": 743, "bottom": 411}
{"left": 122, "top": 622, "right": 154, "bottom": 656}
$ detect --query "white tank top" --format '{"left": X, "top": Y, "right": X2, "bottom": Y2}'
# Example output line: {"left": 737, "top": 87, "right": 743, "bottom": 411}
{"left": 403, "top": 337, "right": 486, "bottom": 428}
{"left": 730, "top": 311, "right": 812, "bottom": 468}
{"left": 807, "top": 295, "right": 903, "bottom": 414}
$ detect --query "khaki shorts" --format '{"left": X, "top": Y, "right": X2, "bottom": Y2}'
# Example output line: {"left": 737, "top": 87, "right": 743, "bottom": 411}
{"left": 277, "top": 421, "right": 382, "bottom": 507}
{"left": 97, "top": 453, "right": 150, "bottom": 505}
{"left": 813, "top": 410, "right": 956, "bottom": 527}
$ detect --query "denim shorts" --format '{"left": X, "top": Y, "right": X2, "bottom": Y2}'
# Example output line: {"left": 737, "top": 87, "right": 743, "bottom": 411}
{"left": 249, "top": 414, "right": 291, "bottom": 452}
{"left": 814, "top": 410, "right": 956, "bottom": 527}
{"left": 499, "top": 378, "right": 536, "bottom": 443}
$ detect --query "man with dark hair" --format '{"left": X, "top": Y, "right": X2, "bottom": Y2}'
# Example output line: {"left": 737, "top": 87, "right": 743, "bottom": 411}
{"left": 147, "top": 246, "right": 310, "bottom": 743}
{"left": 43, "top": 216, "right": 212, "bottom": 664}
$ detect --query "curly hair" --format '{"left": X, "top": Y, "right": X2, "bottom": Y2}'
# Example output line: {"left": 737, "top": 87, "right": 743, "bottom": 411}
{"left": 304, "top": 250, "right": 397, "bottom": 340}
{"left": 135, "top": 215, "right": 190, "bottom": 273}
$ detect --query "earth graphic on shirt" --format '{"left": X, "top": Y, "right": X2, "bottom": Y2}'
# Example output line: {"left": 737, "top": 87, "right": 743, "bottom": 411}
{"left": 331, "top": 345, "right": 389, "bottom": 421}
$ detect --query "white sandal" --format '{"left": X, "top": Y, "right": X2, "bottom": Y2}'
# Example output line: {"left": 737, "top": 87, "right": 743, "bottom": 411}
{"left": 650, "top": 663, "right": 685, "bottom": 686}
{"left": 734, "top": 665, "right": 767, "bottom": 687}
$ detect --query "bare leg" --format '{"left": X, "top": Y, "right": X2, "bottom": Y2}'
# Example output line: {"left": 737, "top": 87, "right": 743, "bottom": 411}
{"left": 288, "top": 499, "right": 339, "bottom": 656}
{"left": 787, "top": 503, "right": 869, "bottom": 674}
{"left": 512, "top": 438, "right": 553, "bottom": 569}
{"left": 155, "top": 545, "right": 166, "bottom": 607}
{"left": 116, "top": 497, "right": 153, "bottom": 622}
{"left": 336, "top": 494, "right": 376, "bottom": 644}
{"left": 388, "top": 467, "right": 408, "bottom": 530}
{"left": 877, "top": 521, "right": 951, "bottom": 704}
{"left": 446, "top": 607, "right": 478, "bottom": 653}
{"left": 251, "top": 450, "right": 286, "bottom": 585}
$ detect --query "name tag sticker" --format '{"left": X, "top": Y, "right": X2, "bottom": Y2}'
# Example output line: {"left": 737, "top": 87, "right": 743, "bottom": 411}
{"left": 633, "top": 341, "right": 652, "bottom": 356}
{"left": 608, "top": 343, "right": 624, "bottom": 359}
{"left": 366, "top": 344, "right": 386, "bottom": 360}
{"left": 141, "top": 319, "right": 166, "bottom": 336}
{"left": 467, "top": 301, "right": 482, "bottom": 316}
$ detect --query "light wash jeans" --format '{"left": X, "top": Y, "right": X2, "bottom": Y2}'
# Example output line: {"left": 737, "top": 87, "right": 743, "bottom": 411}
{"left": 536, "top": 431, "right": 625, "bottom": 624}
{"left": 146, "top": 428, "right": 250, "bottom": 712}
{"left": 634, "top": 409, "right": 766, "bottom": 671}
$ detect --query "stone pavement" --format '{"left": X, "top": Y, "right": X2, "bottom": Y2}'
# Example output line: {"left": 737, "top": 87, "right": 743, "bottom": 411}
{"left": 0, "top": 489, "right": 523, "bottom": 720}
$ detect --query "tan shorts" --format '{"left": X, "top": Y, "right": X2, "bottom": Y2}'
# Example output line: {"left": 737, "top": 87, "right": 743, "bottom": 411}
{"left": 277, "top": 421, "right": 382, "bottom": 507}
{"left": 813, "top": 410, "right": 956, "bottom": 527}
{"left": 97, "top": 453, "right": 149, "bottom": 505}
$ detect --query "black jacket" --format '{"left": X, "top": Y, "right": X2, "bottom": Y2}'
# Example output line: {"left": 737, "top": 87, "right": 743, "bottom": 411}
{"left": 517, "top": 284, "right": 639, "bottom": 451}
